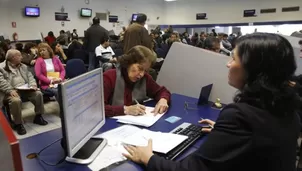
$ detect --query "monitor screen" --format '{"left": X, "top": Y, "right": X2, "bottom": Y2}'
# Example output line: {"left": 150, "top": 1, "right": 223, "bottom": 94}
{"left": 24, "top": 7, "right": 40, "bottom": 17}
{"left": 81, "top": 8, "right": 92, "bottom": 17}
{"left": 198, "top": 84, "right": 213, "bottom": 105}
{"left": 132, "top": 14, "right": 138, "bottom": 22}
{"left": 59, "top": 68, "right": 105, "bottom": 157}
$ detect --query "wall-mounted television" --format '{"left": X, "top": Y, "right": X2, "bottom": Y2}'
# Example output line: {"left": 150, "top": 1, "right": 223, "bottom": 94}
{"left": 131, "top": 14, "right": 138, "bottom": 22}
{"left": 24, "top": 6, "right": 40, "bottom": 17}
{"left": 81, "top": 8, "right": 92, "bottom": 17}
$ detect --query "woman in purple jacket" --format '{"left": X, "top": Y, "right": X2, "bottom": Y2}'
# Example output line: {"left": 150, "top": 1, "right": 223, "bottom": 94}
{"left": 35, "top": 43, "right": 65, "bottom": 99}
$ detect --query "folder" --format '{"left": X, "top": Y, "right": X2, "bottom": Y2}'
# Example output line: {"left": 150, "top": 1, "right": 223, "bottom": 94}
{"left": 47, "top": 72, "right": 60, "bottom": 79}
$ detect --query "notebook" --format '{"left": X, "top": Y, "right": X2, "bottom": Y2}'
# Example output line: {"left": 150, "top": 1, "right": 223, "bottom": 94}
{"left": 112, "top": 106, "right": 165, "bottom": 127}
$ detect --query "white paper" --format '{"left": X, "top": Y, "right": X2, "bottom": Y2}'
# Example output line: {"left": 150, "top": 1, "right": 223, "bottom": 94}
{"left": 16, "top": 84, "right": 30, "bottom": 90}
{"left": 88, "top": 145, "right": 126, "bottom": 171}
{"left": 93, "top": 125, "right": 141, "bottom": 146}
{"left": 156, "top": 58, "right": 164, "bottom": 62}
{"left": 113, "top": 107, "right": 165, "bottom": 127}
{"left": 122, "top": 129, "right": 188, "bottom": 154}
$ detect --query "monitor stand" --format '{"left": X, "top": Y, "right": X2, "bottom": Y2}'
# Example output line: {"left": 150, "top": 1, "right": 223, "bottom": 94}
{"left": 65, "top": 138, "right": 107, "bottom": 164}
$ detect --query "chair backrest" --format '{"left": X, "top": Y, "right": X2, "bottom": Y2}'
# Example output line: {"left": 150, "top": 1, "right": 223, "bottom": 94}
{"left": 114, "top": 48, "right": 124, "bottom": 58}
{"left": 65, "top": 59, "right": 87, "bottom": 79}
{"left": 73, "top": 49, "right": 88, "bottom": 63}
{"left": 156, "top": 48, "right": 166, "bottom": 58}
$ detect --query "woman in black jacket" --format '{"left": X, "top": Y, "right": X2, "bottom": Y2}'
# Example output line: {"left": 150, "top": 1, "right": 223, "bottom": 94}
{"left": 123, "top": 33, "right": 301, "bottom": 171}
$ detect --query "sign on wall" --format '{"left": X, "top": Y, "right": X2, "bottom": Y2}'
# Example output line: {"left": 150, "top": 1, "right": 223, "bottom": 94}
{"left": 196, "top": 13, "right": 207, "bottom": 20}
{"left": 243, "top": 9, "right": 256, "bottom": 17}
{"left": 55, "top": 12, "right": 70, "bottom": 21}
{"left": 11, "top": 22, "right": 16, "bottom": 28}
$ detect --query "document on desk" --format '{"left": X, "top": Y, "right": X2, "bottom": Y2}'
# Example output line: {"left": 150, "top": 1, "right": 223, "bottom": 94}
{"left": 112, "top": 106, "right": 165, "bottom": 127}
{"left": 93, "top": 125, "right": 141, "bottom": 145}
{"left": 88, "top": 145, "right": 126, "bottom": 171}
{"left": 122, "top": 129, "right": 188, "bottom": 154}
{"left": 94, "top": 125, "right": 188, "bottom": 154}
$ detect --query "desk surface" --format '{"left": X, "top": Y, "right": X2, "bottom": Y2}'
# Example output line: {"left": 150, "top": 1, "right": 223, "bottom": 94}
{"left": 19, "top": 94, "right": 221, "bottom": 171}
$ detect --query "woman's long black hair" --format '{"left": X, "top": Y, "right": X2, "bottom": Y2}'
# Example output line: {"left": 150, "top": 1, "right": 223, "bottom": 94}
{"left": 234, "top": 33, "right": 300, "bottom": 116}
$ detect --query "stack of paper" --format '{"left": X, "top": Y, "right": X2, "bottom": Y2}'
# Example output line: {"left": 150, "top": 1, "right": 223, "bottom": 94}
{"left": 94, "top": 125, "right": 188, "bottom": 154}
{"left": 113, "top": 106, "right": 165, "bottom": 127}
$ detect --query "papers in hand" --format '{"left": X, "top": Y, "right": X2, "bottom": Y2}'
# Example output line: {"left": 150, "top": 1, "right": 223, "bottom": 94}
{"left": 123, "top": 129, "right": 188, "bottom": 154}
{"left": 94, "top": 125, "right": 188, "bottom": 154}
{"left": 16, "top": 84, "right": 35, "bottom": 90}
{"left": 113, "top": 106, "right": 165, "bottom": 127}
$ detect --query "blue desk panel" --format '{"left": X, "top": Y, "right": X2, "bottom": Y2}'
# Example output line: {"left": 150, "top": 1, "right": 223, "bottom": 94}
{"left": 19, "top": 94, "right": 221, "bottom": 171}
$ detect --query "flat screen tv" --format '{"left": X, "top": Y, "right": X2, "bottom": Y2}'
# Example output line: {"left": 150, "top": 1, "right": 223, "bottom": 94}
{"left": 24, "top": 7, "right": 40, "bottom": 17}
{"left": 131, "top": 14, "right": 138, "bottom": 22}
{"left": 81, "top": 8, "right": 92, "bottom": 17}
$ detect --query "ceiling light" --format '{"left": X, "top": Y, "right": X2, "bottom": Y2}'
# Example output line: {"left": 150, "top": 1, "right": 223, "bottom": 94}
{"left": 164, "top": 0, "right": 177, "bottom": 2}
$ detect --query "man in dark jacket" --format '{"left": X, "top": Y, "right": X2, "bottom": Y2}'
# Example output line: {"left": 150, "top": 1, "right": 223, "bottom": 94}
{"left": 123, "top": 13, "right": 151, "bottom": 53}
{"left": 83, "top": 17, "right": 109, "bottom": 71}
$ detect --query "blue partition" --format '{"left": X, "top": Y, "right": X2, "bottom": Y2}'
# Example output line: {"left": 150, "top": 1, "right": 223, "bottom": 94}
{"left": 157, "top": 43, "right": 236, "bottom": 104}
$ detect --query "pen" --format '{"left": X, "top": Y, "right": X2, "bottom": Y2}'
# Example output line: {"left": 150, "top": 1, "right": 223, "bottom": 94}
{"left": 200, "top": 117, "right": 214, "bottom": 128}
{"left": 134, "top": 99, "right": 146, "bottom": 115}
{"left": 134, "top": 99, "right": 140, "bottom": 105}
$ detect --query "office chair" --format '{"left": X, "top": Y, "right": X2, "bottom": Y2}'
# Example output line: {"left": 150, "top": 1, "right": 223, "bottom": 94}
{"left": 156, "top": 48, "right": 166, "bottom": 58}
{"left": 65, "top": 59, "right": 87, "bottom": 79}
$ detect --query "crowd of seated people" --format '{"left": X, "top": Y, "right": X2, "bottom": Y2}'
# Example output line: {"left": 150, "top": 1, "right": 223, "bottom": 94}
{"left": 148, "top": 26, "right": 239, "bottom": 58}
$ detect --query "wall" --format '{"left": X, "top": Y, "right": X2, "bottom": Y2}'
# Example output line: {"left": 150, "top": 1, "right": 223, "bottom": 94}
{"left": 163, "top": 0, "right": 302, "bottom": 25}
{"left": 0, "top": 0, "right": 164, "bottom": 40}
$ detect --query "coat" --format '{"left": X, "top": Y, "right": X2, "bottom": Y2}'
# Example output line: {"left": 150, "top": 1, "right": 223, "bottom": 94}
{"left": 0, "top": 64, "right": 36, "bottom": 107}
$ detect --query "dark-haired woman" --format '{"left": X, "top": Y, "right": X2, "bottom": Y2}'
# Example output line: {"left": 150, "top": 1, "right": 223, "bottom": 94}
{"left": 21, "top": 42, "right": 37, "bottom": 75}
{"left": 44, "top": 31, "right": 56, "bottom": 45}
{"left": 123, "top": 33, "right": 300, "bottom": 171}
{"left": 103, "top": 45, "right": 171, "bottom": 117}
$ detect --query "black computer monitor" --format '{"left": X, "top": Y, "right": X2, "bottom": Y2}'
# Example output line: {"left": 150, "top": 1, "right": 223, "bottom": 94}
{"left": 197, "top": 84, "right": 213, "bottom": 105}
{"left": 58, "top": 68, "right": 107, "bottom": 164}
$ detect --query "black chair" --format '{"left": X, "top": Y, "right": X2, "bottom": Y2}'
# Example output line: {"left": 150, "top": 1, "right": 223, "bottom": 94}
{"left": 65, "top": 59, "right": 87, "bottom": 79}
{"left": 156, "top": 48, "right": 166, "bottom": 58}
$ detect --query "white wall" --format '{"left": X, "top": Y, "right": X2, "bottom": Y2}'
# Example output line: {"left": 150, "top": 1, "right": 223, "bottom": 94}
{"left": 0, "top": 0, "right": 164, "bottom": 40}
{"left": 163, "top": 0, "right": 302, "bottom": 25}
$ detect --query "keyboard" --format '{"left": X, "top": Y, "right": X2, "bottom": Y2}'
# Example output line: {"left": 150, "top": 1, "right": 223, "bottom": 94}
{"left": 155, "top": 122, "right": 204, "bottom": 160}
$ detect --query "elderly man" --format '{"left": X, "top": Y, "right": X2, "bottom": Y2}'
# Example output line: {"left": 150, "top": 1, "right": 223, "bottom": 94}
{"left": 1, "top": 49, "right": 48, "bottom": 135}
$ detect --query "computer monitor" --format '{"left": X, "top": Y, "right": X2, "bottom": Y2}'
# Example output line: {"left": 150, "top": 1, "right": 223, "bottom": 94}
{"left": 197, "top": 84, "right": 213, "bottom": 105}
{"left": 58, "top": 68, "right": 107, "bottom": 164}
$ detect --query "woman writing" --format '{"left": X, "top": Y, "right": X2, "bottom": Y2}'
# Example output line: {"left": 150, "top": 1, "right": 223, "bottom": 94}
{"left": 35, "top": 43, "right": 65, "bottom": 99}
{"left": 123, "top": 33, "right": 300, "bottom": 171}
{"left": 103, "top": 45, "right": 171, "bottom": 117}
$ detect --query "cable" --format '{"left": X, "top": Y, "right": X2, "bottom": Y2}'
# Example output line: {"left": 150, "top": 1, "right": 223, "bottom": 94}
{"left": 34, "top": 138, "right": 66, "bottom": 166}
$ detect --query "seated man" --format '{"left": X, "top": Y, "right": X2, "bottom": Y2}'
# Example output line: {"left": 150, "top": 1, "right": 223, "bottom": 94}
{"left": 103, "top": 45, "right": 171, "bottom": 117}
{"left": 95, "top": 35, "right": 117, "bottom": 72}
{"left": 1, "top": 49, "right": 48, "bottom": 135}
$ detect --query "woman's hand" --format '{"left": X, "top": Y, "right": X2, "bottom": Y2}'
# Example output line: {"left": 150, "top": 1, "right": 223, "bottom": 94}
{"left": 124, "top": 104, "right": 146, "bottom": 115}
{"left": 123, "top": 139, "right": 154, "bottom": 165}
{"left": 152, "top": 98, "right": 169, "bottom": 115}
{"left": 30, "top": 60, "right": 36, "bottom": 65}
{"left": 199, "top": 119, "right": 215, "bottom": 133}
